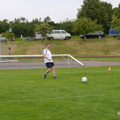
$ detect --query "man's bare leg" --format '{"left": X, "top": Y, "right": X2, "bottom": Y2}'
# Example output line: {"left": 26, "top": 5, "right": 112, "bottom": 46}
{"left": 44, "top": 68, "right": 51, "bottom": 79}
{"left": 52, "top": 66, "right": 56, "bottom": 79}
{"left": 52, "top": 66, "right": 55, "bottom": 76}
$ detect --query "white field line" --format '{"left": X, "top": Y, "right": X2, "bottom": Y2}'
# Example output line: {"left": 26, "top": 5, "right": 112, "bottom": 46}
{"left": 1, "top": 94, "right": 104, "bottom": 103}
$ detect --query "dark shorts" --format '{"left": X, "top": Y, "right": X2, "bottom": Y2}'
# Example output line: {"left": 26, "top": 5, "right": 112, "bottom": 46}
{"left": 46, "top": 62, "right": 54, "bottom": 68}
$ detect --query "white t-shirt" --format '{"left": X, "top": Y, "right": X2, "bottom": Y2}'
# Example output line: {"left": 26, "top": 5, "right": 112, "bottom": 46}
{"left": 43, "top": 48, "right": 53, "bottom": 63}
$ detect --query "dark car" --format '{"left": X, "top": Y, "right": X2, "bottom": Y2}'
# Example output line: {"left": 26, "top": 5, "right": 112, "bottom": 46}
{"left": 80, "top": 31, "right": 105, "bottom": 39}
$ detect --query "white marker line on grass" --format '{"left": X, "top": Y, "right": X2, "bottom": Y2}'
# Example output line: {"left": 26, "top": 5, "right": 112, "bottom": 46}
{"left": 1, "top": 94, "right": 104, "bottom": 103}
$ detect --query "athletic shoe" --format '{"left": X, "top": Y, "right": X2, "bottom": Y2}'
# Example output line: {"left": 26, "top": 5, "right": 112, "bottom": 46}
{"left": 53, "top": 76, "right": 57, "bottom": 79}
{"left": 43, "top": 74, "right": 46, "bottom": 79}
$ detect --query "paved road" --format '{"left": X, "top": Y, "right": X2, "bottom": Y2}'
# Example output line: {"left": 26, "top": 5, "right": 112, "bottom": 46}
{"left": 82, "top": 60, "right": 120, "bottom": 67}
{"left": 0, "top": 60, "right": 120, "bottom": 69}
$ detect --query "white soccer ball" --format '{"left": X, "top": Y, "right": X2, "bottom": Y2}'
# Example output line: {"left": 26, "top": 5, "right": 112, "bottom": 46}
{"left": 82, "top": 77, "right": 87, "bottom": 83}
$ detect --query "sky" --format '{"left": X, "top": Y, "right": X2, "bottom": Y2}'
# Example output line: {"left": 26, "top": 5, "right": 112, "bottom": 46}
{"left": 0, "top": 0, "right": 119, "bottom": 23}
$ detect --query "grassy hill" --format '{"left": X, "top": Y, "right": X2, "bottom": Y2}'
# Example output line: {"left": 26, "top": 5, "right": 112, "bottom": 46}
{"left": 2, "top": 36, "right": 120, "bottom": 56}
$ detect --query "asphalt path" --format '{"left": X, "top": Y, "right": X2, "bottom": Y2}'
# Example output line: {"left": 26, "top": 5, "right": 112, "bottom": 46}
{"left": 0, "top": 60, "right": 120, "bottom": 69}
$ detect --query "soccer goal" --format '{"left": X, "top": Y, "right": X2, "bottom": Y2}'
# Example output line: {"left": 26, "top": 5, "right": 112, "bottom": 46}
{"left": 0, "top": 54, "right": 84, "bottom": 69}
{"left": 0, "top": 38, "right": 17, "bottom": 62}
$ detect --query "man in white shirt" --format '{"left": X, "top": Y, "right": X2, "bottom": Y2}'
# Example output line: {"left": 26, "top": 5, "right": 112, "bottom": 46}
{"left": 43, "top": 43, "right": 56, "bottom": 79}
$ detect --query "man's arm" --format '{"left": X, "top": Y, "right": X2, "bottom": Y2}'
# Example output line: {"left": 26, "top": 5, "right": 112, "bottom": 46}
{"left": 43, "top": 54, "right": 51, "bottom": 61}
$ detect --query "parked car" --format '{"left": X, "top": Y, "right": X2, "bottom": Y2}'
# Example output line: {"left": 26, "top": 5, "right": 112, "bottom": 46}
{"left": 35, "top": 32, "right": 44, "bottom": 40}
{"left": 47, "top": 30, "right": 71, "bottom": 40}
{"left": 109, "top": 29, "right": 120, "bottom": 38}
{"left": 80, "top": 31, "right": 105, "bottom": 39}
{"left": 23, "top": 32, "right": 44, "bottom": 41}
{"left": 0, "top": 35, "right": 8, "bottom": 42}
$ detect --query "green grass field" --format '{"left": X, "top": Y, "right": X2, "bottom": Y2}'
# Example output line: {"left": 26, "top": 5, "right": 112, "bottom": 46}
{"left": 0, "top": 66, "right": 120, "bottom": 120}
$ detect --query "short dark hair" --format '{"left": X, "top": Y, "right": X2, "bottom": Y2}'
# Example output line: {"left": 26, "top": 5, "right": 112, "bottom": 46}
{"left": 46, "top": 43, "right": 50, "bottom": 46}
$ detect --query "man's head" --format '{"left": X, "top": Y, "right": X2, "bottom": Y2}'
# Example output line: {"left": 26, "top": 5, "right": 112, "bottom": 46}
{"left": 46, "top": 43, "right": 50, "bottom": 49}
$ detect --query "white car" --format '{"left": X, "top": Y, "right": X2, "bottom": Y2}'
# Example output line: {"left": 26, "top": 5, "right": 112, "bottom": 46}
{"left": 47, "top": 30, "right": 71, "bottom": 40}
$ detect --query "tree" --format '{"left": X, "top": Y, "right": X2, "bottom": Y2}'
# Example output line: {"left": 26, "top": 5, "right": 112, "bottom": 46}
{"left": 52, "top": 19, "right": 75, "bottom": 35}
{"left": 111, "top": 15, "right": 120, "bottom": 32}
{"left": 13, "top": 17, "right": 28, "bottom": 24}
{"left": 12, "top": 23, "right": 35, "bottom": 37}
{"left": 9, "top": 21, "right": 14, "bottom": 26}
{"left": 101, "top": 2, "right": 113, "bottom": 33}
{"left": 2, "top": 30, "right": 15, "bottom": 40}
{"left": 48, "top": 21, "right": 56, "bottom": 27}
{"left": 0, "top": 21, "right": 9, "bottom": 33}
{"left": 44, "top": 16, "right": 51, "bottom": 23}
{"left": 31, "top": 18, "right": 42, "bottom": 24}
{"left": 35, "top": 22, "right": 53, "bottom": 42}
{"left": 73, "top": 17, "right": 103, "bottom": 41}
{"left": 3, "top": 19, "right": 9, "bottom": 23}
{"left": 113, "top": 4, "right": 120, "bottom": 18}
{"left": 13, "top": 18, "right": 20, "bottom": 24}
{"left": 77, "top": 0, "right": 111, "bottom": 33}
{"left": 20, "top": 17, "right": 28, "bottom": 23}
